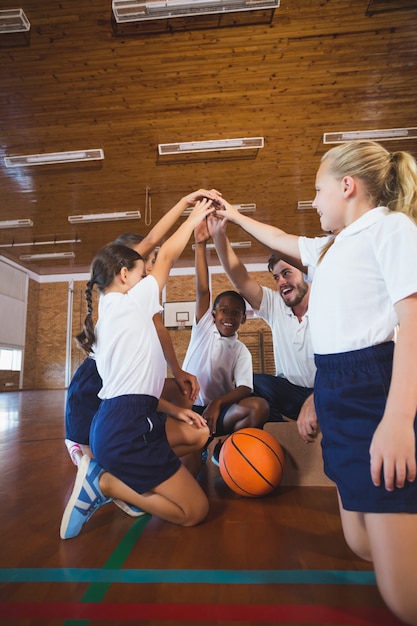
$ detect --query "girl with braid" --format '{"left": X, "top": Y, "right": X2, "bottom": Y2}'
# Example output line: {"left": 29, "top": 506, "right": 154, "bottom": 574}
{"left": 64, "top": 190, "right": 217, "bottom": 507}
{"left": 60, "top": 196, "right": 216, "bottom": 540}
{"left": 215, "top": 141, "right": 417, "bottom": 625}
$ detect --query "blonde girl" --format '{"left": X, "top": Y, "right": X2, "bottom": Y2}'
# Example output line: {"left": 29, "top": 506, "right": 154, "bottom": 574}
{"left": 216, "top": 141, "right": 417, "bottom": 625}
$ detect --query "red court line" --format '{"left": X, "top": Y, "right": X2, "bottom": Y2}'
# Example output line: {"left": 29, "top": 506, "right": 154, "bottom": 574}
{"left": 0, "top": 602, "right": 403, "bottom": 624}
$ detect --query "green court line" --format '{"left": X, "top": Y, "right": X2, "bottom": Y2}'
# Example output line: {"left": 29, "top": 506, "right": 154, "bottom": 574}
{"left": 63, "top": 513, "right": 151, "bottom": 626}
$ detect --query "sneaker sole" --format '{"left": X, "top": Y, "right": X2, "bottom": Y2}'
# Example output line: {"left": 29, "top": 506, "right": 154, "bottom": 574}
{"left": 113, "top": 499, "right": 146, "bottom": 518}
{"left": 60, "top": 455, "right": 94, "bottom": 539}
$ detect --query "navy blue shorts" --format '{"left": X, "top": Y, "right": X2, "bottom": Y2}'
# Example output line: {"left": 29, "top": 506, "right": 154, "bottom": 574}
{"left": 314, "top": 342, "right": 417, "bottom": 513}
{"left": 65, "top": 358, "right": 102, "bottom": 444}
{"left": 253, "top": 373, "right": 313, "bottom": 422}
{"left": 90, "top": 394, "right": 181, "bottom": 494}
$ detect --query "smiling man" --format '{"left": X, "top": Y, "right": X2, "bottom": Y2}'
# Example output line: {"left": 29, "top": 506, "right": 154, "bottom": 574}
{"left": 208, "top": 216, "right": 317, "bottom": 440}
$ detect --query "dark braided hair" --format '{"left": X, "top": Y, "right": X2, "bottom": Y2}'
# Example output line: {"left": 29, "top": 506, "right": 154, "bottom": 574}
{"left": 75, "top": 244, "right": 143, "bottom": 355}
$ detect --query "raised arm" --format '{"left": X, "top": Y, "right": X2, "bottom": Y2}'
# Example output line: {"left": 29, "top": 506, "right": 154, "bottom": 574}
{"left": 216, "top": 198, "right": 301, "bottom": 262}
{"left": 136, "top": 188, "right": 222, "bottom": 259}
{"left": 193, "top": 219, "right": 211, "bottom": 322}
{"left": 152, "top": 198, "right": 215, "bottom": 292}
{"left": 208, "top": 215, "right": 264, "bottom": 310}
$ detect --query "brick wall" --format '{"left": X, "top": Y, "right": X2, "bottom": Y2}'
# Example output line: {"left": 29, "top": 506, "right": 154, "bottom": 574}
{"left": 0, "top": 370, "right": 20, "bottom": 390}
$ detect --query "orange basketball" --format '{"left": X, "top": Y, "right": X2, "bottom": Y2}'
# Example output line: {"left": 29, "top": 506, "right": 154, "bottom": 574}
{"left": 219, "top": 428, "right": 285, "bottom": 498}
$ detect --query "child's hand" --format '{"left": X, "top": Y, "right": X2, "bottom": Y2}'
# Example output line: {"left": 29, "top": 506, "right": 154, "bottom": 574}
{"left": 177, "top": 408, "right": 209, "bottom": 429}
{"left": 186, "top": 198, "right": 215, "bottom": 229}
{"left": 207, "top": 213, "right": 227, "bottom": 239}
{"left": 202, "top": 399, "right": 221, "bottom": 435}
{"left": 370, "top": 416, "right": 416, "bottom": 490}
{"left": 173, "top": 369, "right": 200, "bottom": 402}
{"left": 194, "top": 219, "right": 210, "bottom": 244}
{"left": 184, "top": 188, "right": 222, "bottom": 207}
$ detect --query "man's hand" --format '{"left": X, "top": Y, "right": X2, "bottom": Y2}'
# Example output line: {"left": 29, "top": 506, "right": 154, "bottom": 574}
{"left": 297, "top": 394, "right": 319, "bottom": 443}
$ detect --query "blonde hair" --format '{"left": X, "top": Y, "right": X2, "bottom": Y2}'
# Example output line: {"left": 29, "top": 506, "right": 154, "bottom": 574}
{"left": 318, "top": 140, "right": 417, "bottom": 262}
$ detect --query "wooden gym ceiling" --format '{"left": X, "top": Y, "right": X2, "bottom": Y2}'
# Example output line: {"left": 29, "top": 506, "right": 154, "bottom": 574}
{"left": 1, "top": 0, "right": 416, "bottom": 276}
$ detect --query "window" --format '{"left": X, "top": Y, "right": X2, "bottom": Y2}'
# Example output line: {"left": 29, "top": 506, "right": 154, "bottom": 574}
{"left": 0, "top": 347, "right": 22, "bottom": 371}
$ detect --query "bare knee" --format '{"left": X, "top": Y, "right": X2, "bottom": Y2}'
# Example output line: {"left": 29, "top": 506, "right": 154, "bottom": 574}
{"left": 183, "top": 423, "right": 210, "bottom": 449}
{"left": 179, "top": 494, "right": 209, "bottom": 527}
{"left": 367, "top": 513, "right": 417, "bottom": 626}
{"left": 338, "top": 497, "right": 373, "bottom": 561}
{"left": 344, "top": 532, "right": 372, "bottom": 562}
{"left": 229, "top": 397, "right": 270, "bottom": 431}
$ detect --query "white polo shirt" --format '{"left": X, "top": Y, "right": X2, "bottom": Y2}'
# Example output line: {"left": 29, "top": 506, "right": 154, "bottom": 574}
{"left": 182, "top": 307, "right": 253, "bottom": 407}
{"left": 255, "top": 286, "right": 316, "bottom": 388}
{"left": 95, "top": 275, "right": 165, "bottom": 399}
{"left": 299, "top": 207, "right": 417, "bottom": 355}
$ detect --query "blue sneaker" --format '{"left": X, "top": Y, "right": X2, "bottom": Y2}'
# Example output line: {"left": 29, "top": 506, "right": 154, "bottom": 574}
{"left": 211, "top": 440, "right": 224, "bottom": 467}
{"left": 60, "top": 455, "right": 111, "bottom": 539}
{"left": 113, "top": 499, "right": 146, "bottom": 518}
{"left": 201, "top": 446, "right": 209, "bottom": 463}
{"left": 201, "top": 434, "right": 214, "bottom": 463}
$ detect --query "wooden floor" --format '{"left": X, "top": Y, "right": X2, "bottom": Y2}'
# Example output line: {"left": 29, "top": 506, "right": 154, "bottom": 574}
{"left": 0, "top": 390, "right": 404, "bottom": 626}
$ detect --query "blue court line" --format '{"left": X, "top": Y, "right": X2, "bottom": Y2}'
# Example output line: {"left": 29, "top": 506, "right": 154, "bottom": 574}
{"left": 0, "top": 569, "right": 376, "bottom": 585}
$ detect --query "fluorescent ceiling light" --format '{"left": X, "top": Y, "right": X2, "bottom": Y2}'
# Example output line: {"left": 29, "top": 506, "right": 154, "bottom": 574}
{"left": 0, "top": 238, "right": 81, "bottom": 249}
{"left": 158, "top": 137, "right": 264, "bottom": 155}
{"left": 68, "top": 211, "right": 141, "bottom": 224}
{"left": 235, "top": 203, "right": 256, "bottom": 213}
{"left": 0, "top": 219, "right": 33, "bottom": 229}
{"left": 181, "top": 203, "right": 256, "bottom": 217}
{"left": 112, "top": 1, "right": 280, "bottom": 23}
{"left": 4, "top": 149, "right": 104, "bottom": 168}
{"left": 19, "top": 252, "right": 75, "bottom": 261}
{"left": 192, "top": 241, "right": 251, "bottom": 250}
{"left": 0, "top": 9, "right": 30, "bottom": 33}
{"left": 323, "top": 128, "right": 417, "bottom": 144}
{"left": 297, "top": 201, "right": 314, "bottom": 210}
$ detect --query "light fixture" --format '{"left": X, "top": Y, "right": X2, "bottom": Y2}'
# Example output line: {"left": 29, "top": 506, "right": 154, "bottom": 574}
{"left": 112, "top": 1, "right": 280, "bottom": 23}
{"left": 181, "top": 203, "right": 256, "bottom": 217}
{"left": 158, "top": 137, "right": 264, "bottom": 155}
{"left": 0, "top": 219, "right": 33, "bottom": 229}
{"left": 0, "top": 238, "right": 81, "bottom": 248}
{"left": 19, "top": 252, "right": 75, "bottom": 261}
{"left": 4, "top": 149, "right": 104, "bottom": 168}
{"left": 234, "top": 203, "right": 256, "bottom": 213}
{"left": 68, "top": 211, "right": 141, "bottom": 224}
{"left": 323, "top": 128, "right": 417, "bottom": 144}
{"left": 192, "top": 241, "right": 251, "bottom": 250}
{"left": 0, "top": 9, "right": 30, "bottom": 33}
{"left": 297, "top": 201, "right": 314, "bottom": 210}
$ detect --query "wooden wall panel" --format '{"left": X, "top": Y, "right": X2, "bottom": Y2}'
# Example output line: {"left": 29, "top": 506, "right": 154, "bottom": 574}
{"left": 0, "top": 1, "right": 416, "bottom": 276}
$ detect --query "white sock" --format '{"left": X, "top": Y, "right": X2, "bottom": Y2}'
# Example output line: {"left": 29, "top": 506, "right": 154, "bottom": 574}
{"left": 65, "top": 439, "right": 83, "bottom": 466}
